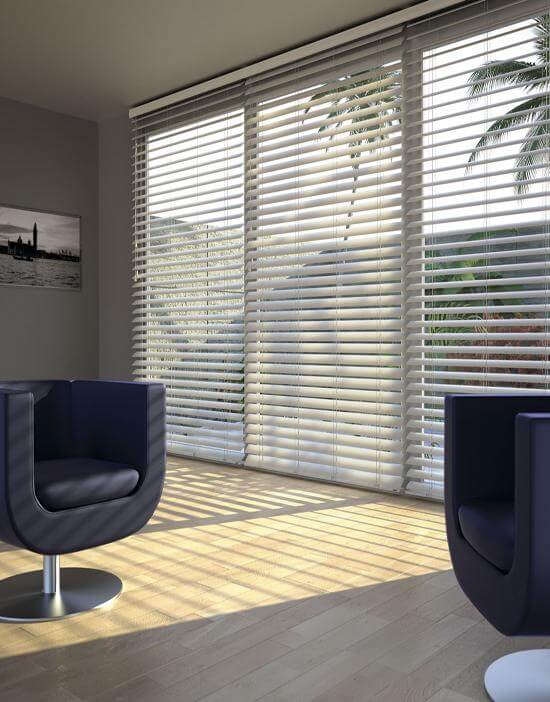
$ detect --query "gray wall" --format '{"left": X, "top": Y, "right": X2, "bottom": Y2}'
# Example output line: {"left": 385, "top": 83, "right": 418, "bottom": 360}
{"left": 98, "top": 115, "right": 133, "bottom": 380}
{"left": 0, "top": 97, "right": 99, "bottom": 379}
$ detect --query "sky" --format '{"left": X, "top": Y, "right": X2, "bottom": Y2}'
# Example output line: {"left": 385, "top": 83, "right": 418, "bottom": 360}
{"left": 0, "top": 206, "right": 80, "bottom": 254}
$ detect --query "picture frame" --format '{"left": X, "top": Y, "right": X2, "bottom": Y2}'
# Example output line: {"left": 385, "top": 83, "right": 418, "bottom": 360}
{"left": 0, "top": 203, "right": 81, "bottom": 290}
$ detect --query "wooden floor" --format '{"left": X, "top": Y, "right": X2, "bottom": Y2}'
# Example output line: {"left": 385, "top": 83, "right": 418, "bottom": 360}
{"left": 0, "top": 458, "right": 543, "bottom": 701}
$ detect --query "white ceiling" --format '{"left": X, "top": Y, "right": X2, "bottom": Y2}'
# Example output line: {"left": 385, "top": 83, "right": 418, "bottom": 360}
{"left": 0, "top": 0, "right": 418, "bottom": 122}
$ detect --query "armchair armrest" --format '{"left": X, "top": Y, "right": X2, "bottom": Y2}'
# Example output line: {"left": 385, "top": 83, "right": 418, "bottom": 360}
{"left": 512, "top": 413, "right": 550, "bottom": 625}
{"left": 72, "top": 380, "right": 165, "bottom": 474}
{"left": 0, "top": 390, "right": 35, "bottom": 549}
{"left": 515, "top": 413, "right": 550, "bottom": 581}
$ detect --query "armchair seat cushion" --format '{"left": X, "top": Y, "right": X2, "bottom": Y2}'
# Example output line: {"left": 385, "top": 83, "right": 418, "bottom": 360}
{"left": 35, "top": 458, "right": 140, "bottom": 511}
{"left": 458, "top": 499, "right": 515, "bottom": 573}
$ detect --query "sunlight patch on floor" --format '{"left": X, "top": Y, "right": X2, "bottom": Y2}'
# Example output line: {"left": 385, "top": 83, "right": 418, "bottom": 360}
{"left": 0, "top": 458, "right": 450, "bottom": 658}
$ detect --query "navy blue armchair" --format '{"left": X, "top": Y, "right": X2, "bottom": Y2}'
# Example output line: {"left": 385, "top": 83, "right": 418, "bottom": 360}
{"left": 445, "top": 394, "right": 550, "bottom": 700}
{"left": 0, "top": 380, "right": 165, "bottom": 622}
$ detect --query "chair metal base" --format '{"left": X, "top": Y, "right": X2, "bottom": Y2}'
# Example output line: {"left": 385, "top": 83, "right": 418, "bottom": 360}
{"left": 0, "top": 563, "right": 122, "bottom": 623}
{"left": 485, "top": 650, "right": 550, "bottom": 701}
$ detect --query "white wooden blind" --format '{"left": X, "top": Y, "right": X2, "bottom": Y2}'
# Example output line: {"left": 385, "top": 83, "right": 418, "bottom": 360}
{"left": 243, "top": 30, "right": 404, "bottom": 489}
{"left": 404, "top": 0, "right": 550, "bottom": 498}
{"left": 132, "top": 0, "right": 550, "bottom": 499}
{"left": 132, "top": 86, "right": 246, "bottom": 462}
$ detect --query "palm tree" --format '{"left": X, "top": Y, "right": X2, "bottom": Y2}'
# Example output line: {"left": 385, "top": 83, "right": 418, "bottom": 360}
{"left": 305, "top": 64, "right": 401, "bottom": 204}
{"left": 467, "top": 14, "right": 550, "bottom": 194}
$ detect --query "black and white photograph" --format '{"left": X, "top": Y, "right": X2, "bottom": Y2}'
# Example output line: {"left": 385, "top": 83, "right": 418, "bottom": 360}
{"left": 0, "top": 204, "right": 80, "bottom": 289}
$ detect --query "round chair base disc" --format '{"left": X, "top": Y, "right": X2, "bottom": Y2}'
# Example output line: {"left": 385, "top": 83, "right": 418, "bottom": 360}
{"left": 485, "top": 650, "right": 550, "bottom": 701}
{"left": 0, "top": 568, "right": 122, "bottom": 623}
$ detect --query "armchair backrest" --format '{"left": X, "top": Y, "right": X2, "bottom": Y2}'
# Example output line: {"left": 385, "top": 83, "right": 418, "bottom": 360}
{"left": 445, "top": 394, "right": 550, "bottom": 506}
{"left": 0, "top": 379, "right": 164, "bottom": 473}
{"left": 34, "top": 382, "right": 73, "bottom": 460}
{"left": 71, "top": 380, "right": 153, "bottom": 471}
{"left": 0, "top": 380, "right": 73, "bottom": 462}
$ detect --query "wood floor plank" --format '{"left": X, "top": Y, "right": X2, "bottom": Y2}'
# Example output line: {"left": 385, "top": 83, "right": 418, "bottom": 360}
{"left": 382, "top": 613, "right": 477, "bottom": 674}
{"left": 166, "top": 639, "right": 292, "bottom": 702}
{"left": 312, "top": 663, "right": 403, "bottom": 702}
{"left": 195, "top": 658, "right": 299, "bottom": 702}
{"left": 405, "top": 620, "right": 502, "bottom": 699}
{"left": 257, "top": 651, "right": 370, "bottom": 702}
{"left": 427, "top": 689, "right": 480, "bottom": 702}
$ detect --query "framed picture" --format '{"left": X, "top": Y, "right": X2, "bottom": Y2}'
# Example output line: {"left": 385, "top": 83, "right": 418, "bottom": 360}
{"left": 0, "top": 204, "right": 81, "bottom": 290}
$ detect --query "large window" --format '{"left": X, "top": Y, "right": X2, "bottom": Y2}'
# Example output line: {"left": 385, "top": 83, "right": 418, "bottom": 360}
{"left": 133, "top": 0, "right": 550, "bottom": 497}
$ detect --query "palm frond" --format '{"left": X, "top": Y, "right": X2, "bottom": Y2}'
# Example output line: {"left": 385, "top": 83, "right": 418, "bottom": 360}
{"left": 466, "top": 96, "right": 544, "bottom": 168}
{"left": 308, "top": 72, "right": 401, "bottom": 159}
{"left": 514, "top": 114, "right": 550, "bottom": 193}
{"left": 466, "top": 14, "right": 550, "bottom": 193}
{"left": 534, "top": 15, "right": 550, "bottom": 65}
{"left": 467, "top": 60, "right": 545, "bottom": 98}
{"left": 303, "top": 70, "right": 400, "bottom": 115}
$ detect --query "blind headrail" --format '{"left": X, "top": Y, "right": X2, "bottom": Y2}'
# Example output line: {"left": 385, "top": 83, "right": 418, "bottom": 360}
{"left": 129, "top": 0, "right": 463, "bottom": 119}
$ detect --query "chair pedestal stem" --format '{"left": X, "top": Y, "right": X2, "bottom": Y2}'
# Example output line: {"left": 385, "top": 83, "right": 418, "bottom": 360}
{"left": 43, "top": 555, "right": 60, "bottom": 595}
